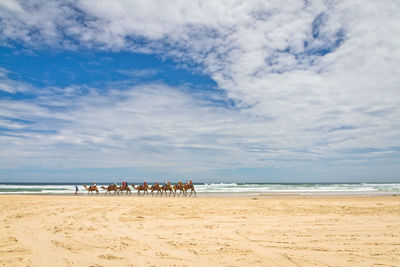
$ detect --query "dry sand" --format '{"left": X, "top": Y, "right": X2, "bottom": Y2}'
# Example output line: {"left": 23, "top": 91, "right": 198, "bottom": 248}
{"left": 1, "top": 195, "right": 399, "bottom": 266}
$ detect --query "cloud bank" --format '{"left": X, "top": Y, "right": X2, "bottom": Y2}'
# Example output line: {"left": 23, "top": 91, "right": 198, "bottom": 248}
{"left": 0, "top": 0, "right": 399, "bottom": 180}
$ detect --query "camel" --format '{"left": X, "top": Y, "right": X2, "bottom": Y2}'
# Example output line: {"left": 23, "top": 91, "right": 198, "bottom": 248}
{"left": 118, "top": 185, "right": 131, "bottom": 195}
{"left": 173, "top": 183, "right": 185, "bottom": 196}
{"left": 132, "top": 184, "right": 149, "bottom": 196}
{"left": 183, "top": 184, "right": 196, "bottom": 197}
{"left": 83, "top": 185, "right": 99, "bottom": 195}
{"left": 149, "top": 184, "right": 162, "bottom": 196}
{"left": 161, "top": 184, "right": 174, "bottom": 197}
{"left": 100, "top": 184, "right": 119, "bottom": 195}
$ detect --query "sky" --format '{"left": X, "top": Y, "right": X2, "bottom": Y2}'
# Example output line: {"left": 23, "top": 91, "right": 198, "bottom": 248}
{"left": 0, "top": 0, "right": 399, "bottom": 183}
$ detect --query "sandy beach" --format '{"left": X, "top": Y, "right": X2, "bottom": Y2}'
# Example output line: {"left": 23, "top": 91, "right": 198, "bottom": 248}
{"left": 1, "top": 195, "right": 399, "bottom": 266}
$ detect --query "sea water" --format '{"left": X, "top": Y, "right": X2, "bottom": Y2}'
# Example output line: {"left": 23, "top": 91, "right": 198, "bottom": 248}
{"left": 0, "top": 182, "right": 399, "bottom": 196}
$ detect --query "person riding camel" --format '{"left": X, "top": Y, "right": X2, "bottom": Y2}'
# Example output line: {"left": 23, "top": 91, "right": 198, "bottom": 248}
{"left": 91, "top": 181, "right": 97, "bottom": 190}
{"left": 125, "top": 180, "right": 129, "bottom": 188}
{"left": 143, "top": 181, "right": 147, "bottom": 189}
{"left": 167, "top": 180, "right": 171, "bottom": 191}
{"left": 189, "top": 179, "right": 193, "bottom": 188}
{"left": 155, "top": 180, "right": 159, "bottom": 189}
{"left": 122, "top": 180, "right": 125, "bottom": 189}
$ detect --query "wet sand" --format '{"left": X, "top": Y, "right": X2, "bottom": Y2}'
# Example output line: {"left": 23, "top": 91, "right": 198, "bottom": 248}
{"left": 1, "top": 195, "right": 399, "bottom": 266}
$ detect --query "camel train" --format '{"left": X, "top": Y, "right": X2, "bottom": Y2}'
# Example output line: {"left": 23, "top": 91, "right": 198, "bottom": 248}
{"left": 83, "top": 181, "right": 196, "bottom": 197}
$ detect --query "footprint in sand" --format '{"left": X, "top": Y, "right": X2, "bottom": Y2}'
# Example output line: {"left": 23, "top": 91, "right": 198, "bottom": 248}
{"left": 98, "top": 254, "right": 125, "bottom": 260}
{"left": 0, "top": 236, "right": 31, "bottom": 265}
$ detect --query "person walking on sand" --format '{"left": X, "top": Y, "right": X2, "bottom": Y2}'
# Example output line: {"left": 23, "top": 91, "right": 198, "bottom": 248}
{"left": 75, "top": 185, "right": 78, "bottom": 196}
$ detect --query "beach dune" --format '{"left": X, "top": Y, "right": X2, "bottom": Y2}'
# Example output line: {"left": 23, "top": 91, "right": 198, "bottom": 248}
{"left": 1, "top": 195, "right": 399, "bottom": 266}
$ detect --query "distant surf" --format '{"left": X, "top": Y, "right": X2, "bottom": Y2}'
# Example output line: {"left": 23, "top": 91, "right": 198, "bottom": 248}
{"left": 0, "top": 182, "right": 399, "bottom": 196}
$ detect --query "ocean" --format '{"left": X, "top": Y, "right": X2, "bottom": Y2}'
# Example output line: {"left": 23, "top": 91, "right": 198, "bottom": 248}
{"left": 0, "top": 182, "right": 399, "bottom": 196}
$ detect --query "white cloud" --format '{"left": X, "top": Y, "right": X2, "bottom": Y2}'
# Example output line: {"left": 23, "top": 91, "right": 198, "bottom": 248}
{"left": 0, "top": 67, "right": 33, "bottom": 93}
{"left": 117, "top": 68, "right": 160, "bottom": 78}
{"left": 0, "top": 83, "right": 289, "bottom": 170}
{"left": 0, "top": 1, "right": 399, "bottom": 178}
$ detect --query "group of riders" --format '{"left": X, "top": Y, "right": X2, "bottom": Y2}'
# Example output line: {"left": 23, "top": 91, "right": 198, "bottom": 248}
{"left": 84, "top": 179, "right": 195, "bottom": 196}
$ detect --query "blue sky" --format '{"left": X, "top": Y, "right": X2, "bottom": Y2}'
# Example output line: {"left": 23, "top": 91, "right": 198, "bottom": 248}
{"left": 0, "top": 0, "right": 399, "bottom": 182}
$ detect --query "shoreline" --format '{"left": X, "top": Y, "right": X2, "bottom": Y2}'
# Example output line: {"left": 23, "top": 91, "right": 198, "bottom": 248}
{"left": 1, "top": 192, "right": 400, "bottom": 197}
{"left": 2, "top": 182, "right": 400, "bottom": 197}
